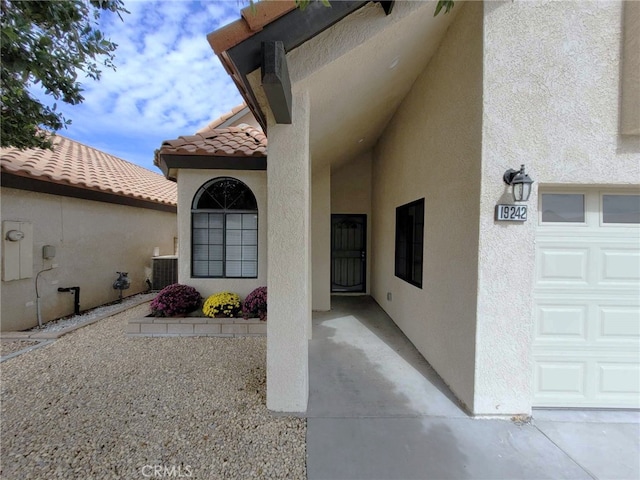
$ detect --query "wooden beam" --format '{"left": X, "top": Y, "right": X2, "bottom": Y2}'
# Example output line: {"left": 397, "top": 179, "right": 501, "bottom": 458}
{"left": 262, "top": 41, "right": 292, "bottom": 124}
{"left": 225, "top": 1, "right": 367, "bottom": 130}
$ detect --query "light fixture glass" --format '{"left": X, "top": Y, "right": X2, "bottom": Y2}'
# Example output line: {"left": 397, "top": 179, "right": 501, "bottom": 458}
{"left": 503, "top": 164, "right": 534, "bottom": 202}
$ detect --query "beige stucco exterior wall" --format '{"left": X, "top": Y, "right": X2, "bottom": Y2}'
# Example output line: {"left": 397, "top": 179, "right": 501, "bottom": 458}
{"left": 175, "top": 169, "right": 267, "bottom": 300}
{"left": 371, "top": 2, "right": 483, "bottom": 411}
{"left": 476, "top": 0, "right": 640, "bottom": 415}
{"left": 1, "top": 187, "right": 176, "bottom": 331}
{"left": 312, "top": 164, "right": 331, "bottom": 310}
{"left": 331, "top": 152, "right": 373, "bottom": 294}
{"left": 620, "top": 1, "right": 640, "bottom": 136}
{"left": 266, "top": 89, "right": 311, "bottom": 411}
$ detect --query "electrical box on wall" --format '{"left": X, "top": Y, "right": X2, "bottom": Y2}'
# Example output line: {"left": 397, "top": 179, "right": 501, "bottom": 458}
{"left": 2, "top": 221, "right": 34, "bottom": 281}
{"left": 43, "top": 245, "right": 56, "bottom": 259}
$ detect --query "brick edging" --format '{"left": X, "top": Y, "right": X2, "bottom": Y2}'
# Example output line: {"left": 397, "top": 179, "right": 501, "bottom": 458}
{"left": 127, "top": 317, "right": 267, "bottom": 337}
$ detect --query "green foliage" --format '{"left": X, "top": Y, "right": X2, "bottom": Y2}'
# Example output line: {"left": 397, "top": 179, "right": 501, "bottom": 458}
{"left": 0, "top": 0, "right": 128, "bottom": 150}
{"left": 434, "top": 1, "right": 455, "bottom": 16}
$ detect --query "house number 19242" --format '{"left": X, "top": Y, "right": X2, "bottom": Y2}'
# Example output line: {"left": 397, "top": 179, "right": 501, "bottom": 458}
{"left": 495, "top": 204, "right": 528, "bottom": 222}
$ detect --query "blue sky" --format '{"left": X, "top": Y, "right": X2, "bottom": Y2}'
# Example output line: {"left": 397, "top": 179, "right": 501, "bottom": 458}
{"left": 40, "top": 1, "right": 245, "bottom": 172}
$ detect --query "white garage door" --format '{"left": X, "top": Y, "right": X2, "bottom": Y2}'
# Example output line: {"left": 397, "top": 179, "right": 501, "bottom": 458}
{"left": 533, "top": 189, "right": 640, "bottom": 408}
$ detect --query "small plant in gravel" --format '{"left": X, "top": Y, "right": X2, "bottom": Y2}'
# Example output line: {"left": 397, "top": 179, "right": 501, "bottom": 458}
{"left": 242, "top": 286, "right": 267, "bottom": 321}
{"left": 150, "top": 284, "right": 202, "bottom": 317}
{"left": 202, "top": 292, "right": 242, "bottom": 318}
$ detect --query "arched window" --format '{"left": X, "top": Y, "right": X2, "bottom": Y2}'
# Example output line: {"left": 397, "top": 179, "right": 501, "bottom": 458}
{"left": 192, "top": 177, "right": 258, "bottom": 278}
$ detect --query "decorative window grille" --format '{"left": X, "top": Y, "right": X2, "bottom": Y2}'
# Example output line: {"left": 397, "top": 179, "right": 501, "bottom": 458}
{"left": 191, "top": 177, "right": 258, "bottom": 278}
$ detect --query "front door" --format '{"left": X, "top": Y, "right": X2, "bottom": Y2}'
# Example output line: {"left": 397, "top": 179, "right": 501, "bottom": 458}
{"left": 331, "top": 214, "right": 366, "bottom": 293}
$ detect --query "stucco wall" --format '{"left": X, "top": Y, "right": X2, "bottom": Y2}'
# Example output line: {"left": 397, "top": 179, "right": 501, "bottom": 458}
{"left": 331, "top": 151, "right": 373, "bottom": 294}
{"left": 176, "top": 169, "right": 267, "bottom": 300}
{"left": 266, "top": 89, "right": 311, "bottom": 411}
{"left": 1, "top": 188, "right": 176, "bottom": 331}
{"left": 476, "top": 0, "right": 640, "bottom": 414}
{"left": 620, "top": 1, "right": 640, "bottom": 136}
{"left": 312, "top": 165, "right": 331, "bottom": 310}
{"left": 371, "top": 2, "right": 483, "bottom": 411}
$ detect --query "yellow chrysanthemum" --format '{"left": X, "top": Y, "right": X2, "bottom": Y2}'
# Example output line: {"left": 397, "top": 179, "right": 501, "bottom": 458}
{"left": 203, "top": 292, "right": 242, "bottom": 318}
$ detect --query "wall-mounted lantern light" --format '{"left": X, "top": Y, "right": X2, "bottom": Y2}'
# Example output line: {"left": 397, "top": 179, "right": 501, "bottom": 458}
{"left": 503, "top": 164, "right": 534, "bottom": 202}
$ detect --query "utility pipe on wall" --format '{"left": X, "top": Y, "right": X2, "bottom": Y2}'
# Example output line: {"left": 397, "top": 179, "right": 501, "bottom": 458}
{"left": 35, "top": 267, "right": 53, "bottom": 328}
{"left": 57, "top": 287, "right": 80, "bottom": 316}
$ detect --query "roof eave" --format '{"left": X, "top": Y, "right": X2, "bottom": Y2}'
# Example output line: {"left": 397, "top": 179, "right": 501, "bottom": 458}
{"left": 157, "top": 152, "right": 267, "bottom": 181}
{"left": 1, "top": 170, "right": 177, "bottom": 212}
{"left": 207, "top": 1, "right": 372, "bottom": 130}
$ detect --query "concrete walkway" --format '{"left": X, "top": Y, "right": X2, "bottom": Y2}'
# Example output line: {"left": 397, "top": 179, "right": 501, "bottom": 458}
{"left": 307, "top": 296, "right": 640, "bottom": 480}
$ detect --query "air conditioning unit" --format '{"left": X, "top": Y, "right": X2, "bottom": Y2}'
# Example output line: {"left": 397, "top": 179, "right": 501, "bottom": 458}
{"left": 151, "top": 255, "right": 178, "bottom": 291}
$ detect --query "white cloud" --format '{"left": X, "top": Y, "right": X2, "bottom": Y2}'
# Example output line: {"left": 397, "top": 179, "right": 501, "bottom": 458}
{"left": 39, "top": 0, "right": 247, "bottom": 171}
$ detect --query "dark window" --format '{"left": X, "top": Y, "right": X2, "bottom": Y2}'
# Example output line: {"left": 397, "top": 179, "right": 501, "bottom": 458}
{"left": 395, "top": 198, "right": 424, "bottom": 288}
{"left": 541, "top": 194, "right": 585, "bottom": 223}
{"left": 191, "top": 178, "right": 258, "bottom": 278}
{"left": 602, "top": 194, "right": 640, "bottom": 224}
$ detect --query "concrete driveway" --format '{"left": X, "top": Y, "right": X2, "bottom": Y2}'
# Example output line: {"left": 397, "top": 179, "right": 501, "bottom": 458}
{"left": 307, "top": 296, "right": 640, "bottom": 480}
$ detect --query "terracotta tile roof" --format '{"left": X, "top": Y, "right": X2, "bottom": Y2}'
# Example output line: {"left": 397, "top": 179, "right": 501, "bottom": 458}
{"left": 207, "top": 1, "right": 296, "bottom": 54}
{"left": 159, "top": 124, "right": 267, "bottom": 158}
{"left": 197, "top": 103, "right": 249, "bottom": 132}
{"left": 1, "top": 135, "right": 177, "bottom": 206}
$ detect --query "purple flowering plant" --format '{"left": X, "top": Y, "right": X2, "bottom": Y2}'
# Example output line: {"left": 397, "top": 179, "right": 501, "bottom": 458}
{"left": 150, "top": 284, "right": 202, "bottom": 317}
{"left": 242, "top": 286, "right": 267, "bottom": 321}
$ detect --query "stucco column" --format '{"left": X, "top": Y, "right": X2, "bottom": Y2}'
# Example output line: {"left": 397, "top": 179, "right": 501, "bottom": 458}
{"left": 266, "top": 89, "right": 310, "bottom": 412}
{"left": 312, "top": 164, "right": 331, "bottom": 313}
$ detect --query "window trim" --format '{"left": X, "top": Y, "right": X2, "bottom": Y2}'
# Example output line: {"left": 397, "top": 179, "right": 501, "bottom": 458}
{"left": 191, "top": 178, "right": 258, "bottom": 279}
{"left": 394, "top": 198, "right": 425, "bottom": 289}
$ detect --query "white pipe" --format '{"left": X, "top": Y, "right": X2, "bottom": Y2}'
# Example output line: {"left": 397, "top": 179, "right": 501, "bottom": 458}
{"left": 35, "top": 267, "right": 53, "bottom": 328}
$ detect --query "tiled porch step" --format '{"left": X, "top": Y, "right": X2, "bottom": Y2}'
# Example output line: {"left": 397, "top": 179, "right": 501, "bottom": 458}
{"left": 127, "top": 317, "right": 266, "bottom": 337}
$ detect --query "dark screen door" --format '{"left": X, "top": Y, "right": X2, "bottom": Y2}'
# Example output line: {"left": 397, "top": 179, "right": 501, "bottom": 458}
{"left": 331, "top": 214, "right": 366, "bottom": 293}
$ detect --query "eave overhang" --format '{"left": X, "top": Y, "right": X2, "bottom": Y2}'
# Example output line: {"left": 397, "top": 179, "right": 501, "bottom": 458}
{"left": 1, "top": 171, "right": 177, "bottom": 213}
{"left": 208, "top": 1, "right": 373, "bottom": 130}
{"left": 156, "top": 153, "right": 267, "bottom": 182}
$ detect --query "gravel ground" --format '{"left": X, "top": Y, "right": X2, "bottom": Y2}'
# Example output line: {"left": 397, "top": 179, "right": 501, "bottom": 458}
{"left": 1, "top": 303, "right": 306, "bottom": 479}
{"left": 1, "top": 340, "right": 42, "bottom": 357}
{"left": 28, "top": 293, "right": 156, "bottom": 333}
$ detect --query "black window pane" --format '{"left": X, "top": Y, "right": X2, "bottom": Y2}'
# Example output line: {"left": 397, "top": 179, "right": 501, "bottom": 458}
{"left": 395, "top": 198, "right": 424, "bottom": 288}
{"left": 192, "top": 178, "right": 258, "bottom": 278}
{"left": 194, "top": 177, "right": 257, "bottom": 210}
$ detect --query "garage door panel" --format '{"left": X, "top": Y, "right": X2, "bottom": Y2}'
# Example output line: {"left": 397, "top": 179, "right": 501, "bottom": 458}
{"left": 598, "top": 363, "right": 640, "bottom": 395}
{"left": 537, "top": 248, "right": 589, "bottom": 285}
{"left": 534, "top": 189, "right": 640, "bottom": 408}
{"left": 598, "top": 306, "right": 640, "bottom": 342}
{"left": 535, "top": 362, "right": 586, "bottom": 397}
{"left": 599, "top": 250, "right": 640, "bottom": 285}
{"left": 534, "top": 305, "right": 588, "bottom": 342}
